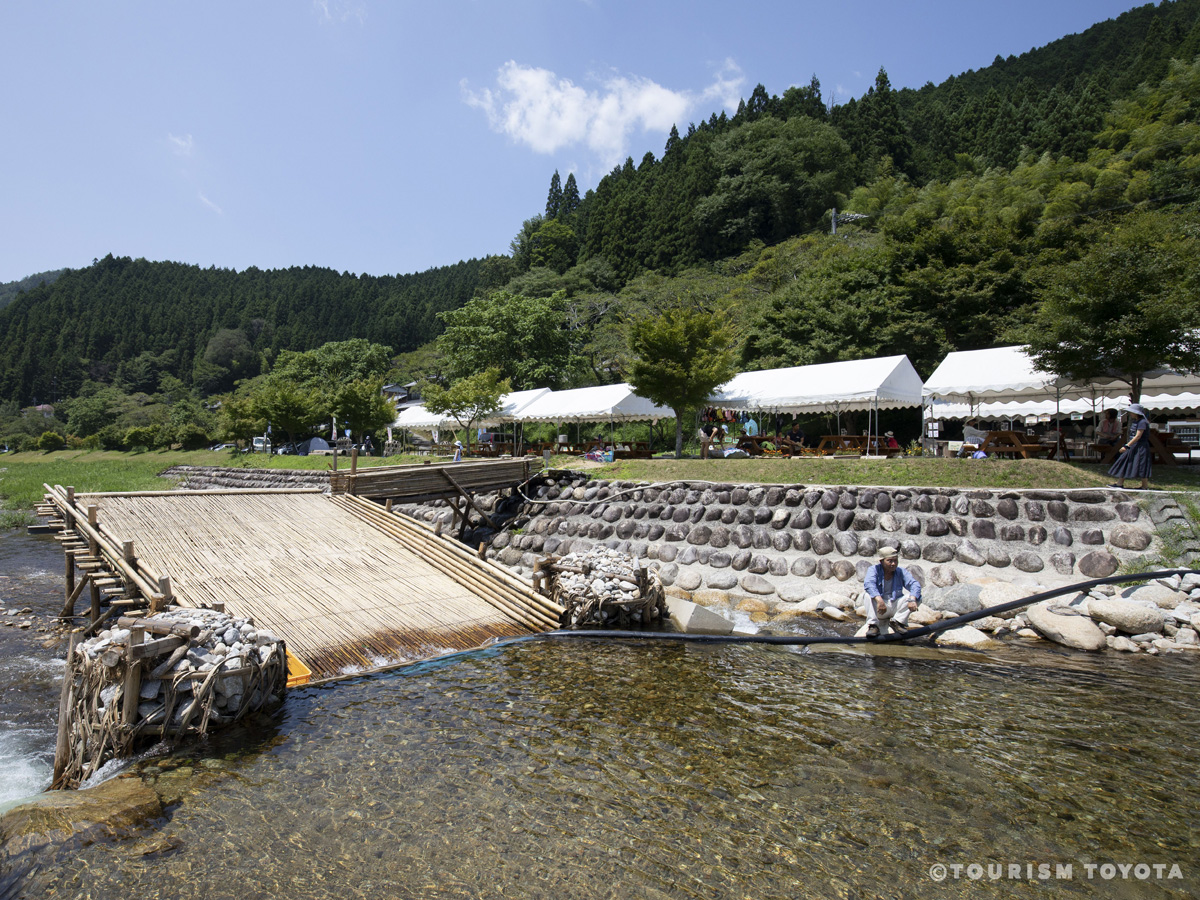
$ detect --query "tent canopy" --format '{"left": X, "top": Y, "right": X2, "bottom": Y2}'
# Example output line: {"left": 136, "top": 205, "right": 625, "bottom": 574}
{"left": 393, "top": 404, "right": 452, "bottom": 431}
{"left": 924, "top": 345, "right": 1200, "bottom": 405}
{"left": 475, "top": 388, "right": 551, "bottom": 428}
{"left": 706, "top": 355, "right": 925, "bottom": 414}
{"left": 516, "top": 383, "right": 671, "bottom": 423}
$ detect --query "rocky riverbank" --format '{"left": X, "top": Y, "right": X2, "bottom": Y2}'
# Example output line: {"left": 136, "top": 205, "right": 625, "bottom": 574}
{"left": 394, "top": 470, "right": 1200, "bottom": 655}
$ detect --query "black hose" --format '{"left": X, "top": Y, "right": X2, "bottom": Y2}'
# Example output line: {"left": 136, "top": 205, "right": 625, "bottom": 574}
{"left": 534, "top": 568, "right": 1199, "bottom": 647}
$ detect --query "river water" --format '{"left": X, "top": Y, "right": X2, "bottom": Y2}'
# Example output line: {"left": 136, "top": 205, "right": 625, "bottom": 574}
{"left": 1, "top": 529, "right": 1198, "bottom": 899}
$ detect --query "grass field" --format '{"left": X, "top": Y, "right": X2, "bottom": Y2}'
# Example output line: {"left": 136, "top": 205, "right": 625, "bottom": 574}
{"left": 4, "top": 447, "right": 1200, "bottom": 527}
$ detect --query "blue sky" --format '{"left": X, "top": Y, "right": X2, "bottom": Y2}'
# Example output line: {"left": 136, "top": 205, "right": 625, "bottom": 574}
{"left": 0, "top": 0, "right": 1148, "bottom": 284}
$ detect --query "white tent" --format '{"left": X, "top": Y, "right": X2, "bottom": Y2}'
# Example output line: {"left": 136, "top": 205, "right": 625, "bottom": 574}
{"left": 931, "top": 393, "right": 1200, "bottom": 421}
{"left": 393, "top": 404, "right": 453, "bottom": 430}
{"left": 515, "top": 383, "right": 671, "bottom": 423}
{"left": 924, "top": 345, "right": 1200, "bottom": 405}
{"left": 706, "top": 356, "right": 926, "bottom": 413}
{"left": 475, "top": 388, "right": 551, "bottom": 428}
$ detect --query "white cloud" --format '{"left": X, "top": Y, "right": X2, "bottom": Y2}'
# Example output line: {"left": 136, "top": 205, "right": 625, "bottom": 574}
{"left": 167, "top": 133, "right": 194, "bottom": 157}
{"left": 463, "top": 59, "right": 745, "bottom": 168}
{"left": 312, "top": 0, "right": 366, "bottom": 24}
{"left": 198, "top": 191, "right": 223, "bottom": 215}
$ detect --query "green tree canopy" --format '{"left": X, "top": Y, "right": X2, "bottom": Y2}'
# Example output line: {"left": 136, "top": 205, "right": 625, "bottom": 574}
{"left": 1022, "top": 209, "right": 1200, "bottom": 400}
{"left": 421, "top": 368, "right": 511, "bottom": 449}
{"left": 436, "top": 291, "right": 573, "bottom": 390}
{"left": 625, "top": 306, "right": 737, "bottom": 457}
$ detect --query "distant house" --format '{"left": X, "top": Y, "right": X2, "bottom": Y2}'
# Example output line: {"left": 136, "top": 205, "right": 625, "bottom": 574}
{"left": 32, "top": 403, "right": 55, "bottom": 418}
{"left": 383, "top": 381, "right": 422, "bottom": 412}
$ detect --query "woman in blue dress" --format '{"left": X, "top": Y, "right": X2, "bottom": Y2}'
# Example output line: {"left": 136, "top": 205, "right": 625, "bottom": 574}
{"left": 1107, "top": 402, "right": 1152, "bottom": 490}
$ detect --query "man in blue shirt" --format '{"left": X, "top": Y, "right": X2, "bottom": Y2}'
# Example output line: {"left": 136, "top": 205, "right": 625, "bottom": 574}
{"left": 863, "top": 546, "right": 922, "bottom": 638}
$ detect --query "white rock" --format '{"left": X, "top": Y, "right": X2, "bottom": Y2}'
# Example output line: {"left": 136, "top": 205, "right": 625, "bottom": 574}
{"left": 1096, "top": 621, "right": 1116, "bottom": 635}
{"left": 1088, "top": 598, "right": 1167, "bottom": 635}
{"left": 820, "top": 607, "right": 849, "bottom": 621}
{"left": 1107, "top": 635, "right": 1139, "bottom": 652}
{"left": 1153, "top": 638, "right": 1179, "bottom": 652}
{"left": 937, "top": 626, "right": 1000, "bottom": 649}
{"left": 1025, "top": 602, "right": 1107, "bottom": 651}
{"left": 1175, "top": 628, "right": 1198, "bottom": 645}
{"left": 1016, "top": 628, "right": 1042, "bottom": 640}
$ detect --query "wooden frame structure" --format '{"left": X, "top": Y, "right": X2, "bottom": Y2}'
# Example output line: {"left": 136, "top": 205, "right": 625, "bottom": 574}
{"left": 38, "top": 485, "right": 563, "bottom": 683}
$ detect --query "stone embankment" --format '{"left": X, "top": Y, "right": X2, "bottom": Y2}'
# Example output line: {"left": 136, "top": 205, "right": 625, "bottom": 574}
{"left": 394, "top": 471, "right": 1200, "bottom": 655}
{"left": 162, "top": 465, "right": 331, "bottom": 491}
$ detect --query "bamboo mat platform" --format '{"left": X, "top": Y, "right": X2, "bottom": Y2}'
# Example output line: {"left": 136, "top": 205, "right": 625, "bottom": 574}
{"left": 329, "top": 456, "right": 541, "bottom": 502}
{"left": 67, "top": 489, "right": 559, "bottom": 683}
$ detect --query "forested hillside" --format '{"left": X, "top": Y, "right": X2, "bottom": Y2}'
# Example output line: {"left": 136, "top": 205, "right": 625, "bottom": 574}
{"left": 0, "top": 268, "right": 67, "bottom": 313}
{"left": 0, "top": 255, "right": 485, "bottom": 404}
{"left": 2, "top": 0, "right": 1198, "bottom": 446}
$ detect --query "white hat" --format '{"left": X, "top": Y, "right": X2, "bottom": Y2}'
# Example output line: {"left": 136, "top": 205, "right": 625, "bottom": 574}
{"left": 878, "top": 546, "right": 899, "bottom": 561}
{"left": 453, "top": 440, "right": 462, "bottom": 447}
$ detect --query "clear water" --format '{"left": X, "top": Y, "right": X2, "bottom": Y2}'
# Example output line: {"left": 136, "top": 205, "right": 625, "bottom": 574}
{"left": 2, "top": 530, "right": 1199, "bottom": 898}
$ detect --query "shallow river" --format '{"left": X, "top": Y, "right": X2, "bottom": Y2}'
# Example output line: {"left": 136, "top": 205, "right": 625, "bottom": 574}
{"left": 2, "top": 530, "right": 1198, "bottom": 899}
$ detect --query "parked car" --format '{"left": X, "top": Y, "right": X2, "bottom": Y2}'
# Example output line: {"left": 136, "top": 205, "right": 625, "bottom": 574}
{"left": 250, "top": 437, "right": 272, "bottom": 454}
{"left": 210, "top": 443, "right": 237, "bottom": 452}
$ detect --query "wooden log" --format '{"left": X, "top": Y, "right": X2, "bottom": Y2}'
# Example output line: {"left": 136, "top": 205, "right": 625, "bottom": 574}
{"left": 127, "top": 635, "right": 184, "bottom": 661}
{"left": 51, "top": 637, "right": 77, "bottom": 788}
{"left": 121, "top": 628, "right": 144, "bottom": 724}
{"left": 117, "top": 616, "right": 200, "bottom": 639}
{"left": 58, "top": 572, "right": 91, "bottom": 619}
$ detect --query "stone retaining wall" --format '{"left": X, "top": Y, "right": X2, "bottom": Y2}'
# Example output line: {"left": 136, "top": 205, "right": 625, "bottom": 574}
{"left": 397, "top": 473, "right": 1194, "bottom": 603}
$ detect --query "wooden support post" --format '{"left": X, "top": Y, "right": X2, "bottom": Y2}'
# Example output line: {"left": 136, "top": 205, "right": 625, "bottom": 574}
{"left": 385, "top": 498, "right": 393, "bottom": 512}
{"left": 87, "top": 505, "right": 102, "bottom": 623}
{"left": 477, "top": 541, "right": 487, "bottom": 559}
{"left": 65, "top": 547, "right": 75, "bottom": 606}
{"left": 51, "top": 636, "right": 77, "bottom": 789}
{"left": 151, "top": 575, "right": 173, "bottom": 613}
{"left": 351, "top": 447, "right": 359, "bottom": 475}
{"left": 122, "top": 627, "right": 144, "bottom": 726}
{"left": 58, "top": 572, "right": 91, "bottom": 619}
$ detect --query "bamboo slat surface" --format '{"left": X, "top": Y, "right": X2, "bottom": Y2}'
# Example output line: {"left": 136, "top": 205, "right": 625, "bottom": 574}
{"left": 72, "top": 490, "right": 539, "bottom": 682}
{"left": 329, "top": 457, "right": 541, "bottom": 500}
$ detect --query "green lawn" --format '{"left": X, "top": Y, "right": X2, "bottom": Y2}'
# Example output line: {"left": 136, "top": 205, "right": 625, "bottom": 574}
{"left": 4, "top": 448, "right": 1199, "bottom": 528}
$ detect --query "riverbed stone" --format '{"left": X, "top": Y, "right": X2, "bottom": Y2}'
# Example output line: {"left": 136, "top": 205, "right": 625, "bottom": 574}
{"left": 749, "top": 554, "right": 770, "bottom": 574}
{"left": 677, "top": 570, "right": 702, "bottom": 591}
{"left": 1115, "top": 502, "right": 1141, "bottom": 522}
{"left": 752, "top": 527, "right": 773, "bottom": 549}
{"left": 954, "top": 541, "right": 986, "bottom": 567}
{"left": 987, "top": 547, "right": 1012, "bottom": 568}
{"left": 709, "top": 551, "right": 732, "bottom": 569}
{"left": 1078, "top": 550, "right": 1120, "bottom": 578}
{"left": 815, "top": 559, "right": 834, "bottom": 580}
{"left": 793, "top": 531, "right": 812, "bottom": 552}
{"left": 938, "top": 626, "right": 1000, "bottom": 650}
{"left": 791, "top": 557, "right": 817, "bottom": 577}
{"left": 972, "top": 520, "right": 995, "bottom": 540}
{"left": 832, "top": 560, "right": 857, "bottom": 581}
{"left": 930, "top": 566, "right": 958, "bottom": 587}
{"left": 1047, "top": 501, "right": 1069, "bottom": 522}
{"left": 0, "top": 775, "right": 163, "bottom": 858}
{"left": 904, "top": 515, "right": 922, "bottom": 535}
{"left": 791, "top": 509, "right": 812, "bottom": 530}
{"left": 677, "top": 546, "right": 700, "bottom": 566}
{"left": 922, "top": 542, "right": 954, "bottom": 563}
{"left": 657, "top": 544, "right": 678, "bottom": 563}
{"left": 731, "top": 550, "right": 752, "bottom": 571}
{"left": 1079, "top": 529, "right": 1104, "bottom": 545}
{"left": 815, "top": 510, "right": 834, "bottom": 528}
{"left": 880, "top": 513, "right": 899, "bottom": 532}
{"left": 926, "top": 517, "right": 949, "bottom": 537}
{"left": 948, "top": 517, "right": 968, "bottom": 536}
{"left": 1013, "top": 552, "right": 1045, "bottom": 573}
{"left": 834, "top": 532, "right": 859, "bottom": 556}
{"left": 771, "top": 532, "right": 792, "bottom": 553}
{"left": 1073, "top": 506, "right": 1115, "bottom": 523}
{"left": 1026, "top": 603, "right": 1107, "bottom": 651}
{"left": 811, "top": 533, "right": 834, "bottom": 555}
{"left": 1108, "top": 524, "right": 1153, "bottom": 551}
{"left": 900, "top": 540, "right": 921, "bottom": 560}
{"left": 1122, "top": 584, "right": 1185, "bottom": 609}
{"left": 1089, "top": 599, "right": 1166, "bottom": 635}
{"left": 996, "top": 498, "right": 1019, "bottom": 520}
{"left": 835, "top": 509, "right": 855, "bottom": 531}
{"left": 777, "top": 582, "right": 813, "bottom": 603}
{"left": 998, "top": 524, "right": 1026, "bottom": 542}
{"left": 741, "top": 574, "right": 776, "bottom": 595}
{"left": 1050, "top": 552, "right": 1076, "bottom": 575}
{"left": 876, "top": 493, "right": 892, "bottom": 513}
{"left": 925, "top": 583, "right": 983, "bottom": 614}
{"left": 1027, "top": 525, "right": 1047, "bottom": 546}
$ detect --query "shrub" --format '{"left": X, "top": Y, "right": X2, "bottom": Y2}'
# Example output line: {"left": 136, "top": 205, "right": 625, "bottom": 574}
{"left": 123, "top": 425, "right": 158, "bottom": 451}
{"left": 36, "top": 431, "right": 66, "bottom": 452}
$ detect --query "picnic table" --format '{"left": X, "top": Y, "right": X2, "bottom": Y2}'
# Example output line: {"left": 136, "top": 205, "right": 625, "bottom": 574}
{"left": 734, "top": 435, "right": 804, "bottom": 457}
{"left": 977, "top": 431, "right": 1054, "bottom": 459}
{"left": 1096, "top": 429, "right": 1187, "bottom": 467}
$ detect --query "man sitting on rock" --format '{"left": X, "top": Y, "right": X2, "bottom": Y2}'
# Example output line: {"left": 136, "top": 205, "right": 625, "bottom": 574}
{"left": 863, "top": 546, "right": 922, "bottom": 638}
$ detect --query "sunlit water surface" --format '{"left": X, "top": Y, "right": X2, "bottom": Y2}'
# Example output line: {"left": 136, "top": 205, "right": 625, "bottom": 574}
{"left": 1, "top": 531, "right": 1198, "bottom": 899}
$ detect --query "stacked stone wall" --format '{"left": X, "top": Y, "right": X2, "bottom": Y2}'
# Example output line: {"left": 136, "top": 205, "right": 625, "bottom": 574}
{"left": 397, "top": 474, "right": 1184, "bottom": 603}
